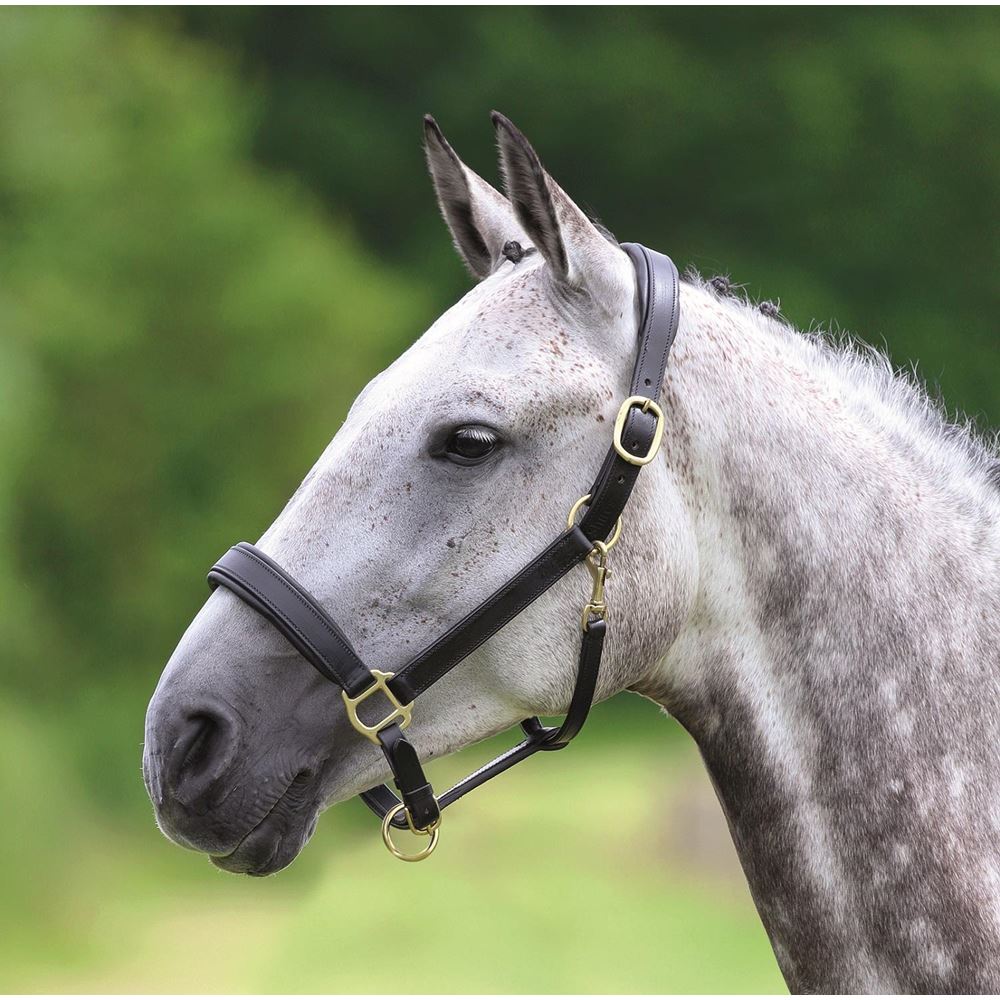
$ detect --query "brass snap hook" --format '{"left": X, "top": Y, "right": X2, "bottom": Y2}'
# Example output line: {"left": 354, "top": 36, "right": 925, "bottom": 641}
{"left": 581, "top": 540, "right": 610, "bottom": 631}
{"left": 381, "top": 803, "right": 441, "bottom": 862}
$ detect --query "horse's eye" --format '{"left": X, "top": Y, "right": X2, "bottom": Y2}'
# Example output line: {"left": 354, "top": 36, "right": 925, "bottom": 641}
{"left": 443, "top": 425, "right": 501, "bottom": 466}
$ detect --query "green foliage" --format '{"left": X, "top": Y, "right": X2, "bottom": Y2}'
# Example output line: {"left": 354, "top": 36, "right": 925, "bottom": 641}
{"left": 0, "top": 8, "right": 426, "bottom": 705}
{"left": 177, "top": 8, "right": 1000, "bottom": 422}
{"left": 1, "top": 7, "right": 998, "bottom": 993}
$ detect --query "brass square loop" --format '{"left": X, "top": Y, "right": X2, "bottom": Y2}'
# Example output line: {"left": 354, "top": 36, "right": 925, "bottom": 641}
{"left": 342, "top": 669, "right": 413, "bottom": 743}
{"left": 612, "top": 395, "right": 665, "bottom": 466}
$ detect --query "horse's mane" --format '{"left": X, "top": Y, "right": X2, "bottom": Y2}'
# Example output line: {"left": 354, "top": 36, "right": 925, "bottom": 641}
{"left": 682, "top": 266, "right": 1000, "bottom": 495}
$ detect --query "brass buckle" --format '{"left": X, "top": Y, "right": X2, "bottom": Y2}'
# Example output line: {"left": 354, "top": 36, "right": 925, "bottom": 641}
{"left": 342, "top": 669, "right": 413, "bottom": 744}
{"left": 612, "top": 395, "right": 665, "bottom": 466}
{"left": 381, "top": 802, "right": 441, "bottom": 862}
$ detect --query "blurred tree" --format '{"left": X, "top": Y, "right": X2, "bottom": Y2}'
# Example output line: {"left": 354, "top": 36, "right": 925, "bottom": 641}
{"left": 0, "top": 9, "right": 428, "bottom": 735}
{"left": 170, "top": 8, "right": 1000, "bottom": 422}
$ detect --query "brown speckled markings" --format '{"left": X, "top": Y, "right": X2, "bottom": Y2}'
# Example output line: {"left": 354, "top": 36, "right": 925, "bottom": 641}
{"left": 145, "top": 115, "right": 1000, "bottom": 991}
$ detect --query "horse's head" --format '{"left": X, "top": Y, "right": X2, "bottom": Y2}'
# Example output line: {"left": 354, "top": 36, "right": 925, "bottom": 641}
{"left": 143, "top": 114, "right": 697, "bottom": 875}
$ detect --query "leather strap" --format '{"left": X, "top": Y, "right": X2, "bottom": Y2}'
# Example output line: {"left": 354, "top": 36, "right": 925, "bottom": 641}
{"left": 578, "top": 244, "right": 679, "bottom": 542}
{"left": 207, "top": 542, "right": 373, "bottom": 697}
{"left": 376, "top": 723, "right": 440, "bottom": 830}
{"left": 624, "top": 243, "right": 680, "bottom": 398}
{"left": 387, "top": 526, "right": 593, "bottom": 704}
{"left": 544, "top": 616, "right": 605, "bottom": 747}
{"left": 361, "top": 617, "right": 606, "bottom": 828}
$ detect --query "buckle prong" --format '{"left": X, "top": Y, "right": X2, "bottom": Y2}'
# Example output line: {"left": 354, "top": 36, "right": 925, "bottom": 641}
{"left": 342, "top": 669, "right": 413, "bottom": 743}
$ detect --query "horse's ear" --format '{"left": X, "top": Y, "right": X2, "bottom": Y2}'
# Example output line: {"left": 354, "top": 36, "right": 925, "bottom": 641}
{"left": 492, "top": 111, "right": 620, "bottom": 290}
{"left": 424, "top": 115, "right": 524, "bottom": 280}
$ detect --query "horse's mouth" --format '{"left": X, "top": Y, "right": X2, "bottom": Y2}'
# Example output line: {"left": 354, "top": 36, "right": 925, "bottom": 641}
{"left": 210, "top": 770, "right": 319, "bottom": 877}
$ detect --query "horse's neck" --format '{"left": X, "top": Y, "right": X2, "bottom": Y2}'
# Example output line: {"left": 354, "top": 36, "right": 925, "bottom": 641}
{"left": 641, "top": 283, "right": 1000, "bottom": 993}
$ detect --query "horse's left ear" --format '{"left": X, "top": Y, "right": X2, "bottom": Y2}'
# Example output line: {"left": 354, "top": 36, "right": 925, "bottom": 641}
{"left": 424, "top": 115, "right": 525, "bottom": 279}
{"left": 492, "top": 111, "right": 623, "bottom": 293}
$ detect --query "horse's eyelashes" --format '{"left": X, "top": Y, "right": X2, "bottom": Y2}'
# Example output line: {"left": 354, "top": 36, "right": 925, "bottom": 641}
{"left": 440, "top": 425, "right": 502, "bottom": 466}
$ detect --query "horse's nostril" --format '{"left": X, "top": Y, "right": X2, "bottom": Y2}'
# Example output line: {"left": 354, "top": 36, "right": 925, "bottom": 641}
{"left": 179, "top": 714, "right": 221, "bottom": 776}
{"left": 164, "top": 706, "right": 239, "bottom": 804}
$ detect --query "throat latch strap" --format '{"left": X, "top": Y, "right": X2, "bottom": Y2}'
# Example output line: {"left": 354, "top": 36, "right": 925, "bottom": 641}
{"left": 362, "top": 615, "right": 606, "bottom": 831}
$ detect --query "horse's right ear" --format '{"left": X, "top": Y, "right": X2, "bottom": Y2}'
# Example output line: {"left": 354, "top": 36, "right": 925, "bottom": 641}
{"left": 424, "top": 115, "right": 525, "bottom": 280}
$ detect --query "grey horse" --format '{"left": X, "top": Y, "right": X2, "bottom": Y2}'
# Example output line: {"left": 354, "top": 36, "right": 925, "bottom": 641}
{"left": 144, "top": 114, "right": 1000, "bottom": 993}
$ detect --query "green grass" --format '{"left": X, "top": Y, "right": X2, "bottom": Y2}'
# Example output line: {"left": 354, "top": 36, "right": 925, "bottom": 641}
{"left": 0, "top": 697, "right": 785, "bottom": 993}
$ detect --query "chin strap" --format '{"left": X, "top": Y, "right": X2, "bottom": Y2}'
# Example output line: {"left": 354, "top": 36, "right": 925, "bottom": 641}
{"left": 206, "top": 243, "right": 679, "bottom": 861}
{"left": 359, "top": 584, "right": 608, "bottom": 835}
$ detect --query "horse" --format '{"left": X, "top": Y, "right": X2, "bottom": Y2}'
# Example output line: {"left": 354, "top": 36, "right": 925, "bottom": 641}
{"left": 143, "top": 113, "right": 1000, "bottom": 993}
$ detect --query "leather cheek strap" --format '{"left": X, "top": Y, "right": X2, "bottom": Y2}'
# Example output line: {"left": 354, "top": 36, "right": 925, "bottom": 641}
{"left": 624, "top": 242, "right": 680, "bottom": 398}
{"left": 579, "top": 244, "right": 679, "bottom": 541}
{"left": 386, "top": 526, "right": 594, "bottom": 704}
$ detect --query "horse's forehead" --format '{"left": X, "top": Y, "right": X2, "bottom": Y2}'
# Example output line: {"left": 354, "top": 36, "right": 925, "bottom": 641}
{"left": 429, "top": 265, "right": 562, "bottom": 353}
{"left": 375, "top": 265, "right": 580, "bottom": 405}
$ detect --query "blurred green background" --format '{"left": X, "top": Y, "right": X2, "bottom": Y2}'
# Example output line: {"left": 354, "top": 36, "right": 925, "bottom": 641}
{"left": 2, "top": 7, "right": 997, "bottom": 993}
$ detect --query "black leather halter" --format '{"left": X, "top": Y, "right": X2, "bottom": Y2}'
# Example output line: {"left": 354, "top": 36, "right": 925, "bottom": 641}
{"left": 206, "top": 243, "right": 679, "bottom": 861}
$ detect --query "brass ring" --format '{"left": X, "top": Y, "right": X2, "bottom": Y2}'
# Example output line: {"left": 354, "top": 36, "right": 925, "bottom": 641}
{"left": 566, "top": 493, "right": 622, "bottom": 551}
{"left": 381, "top": 803, "right": 441, "bottom": 863}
